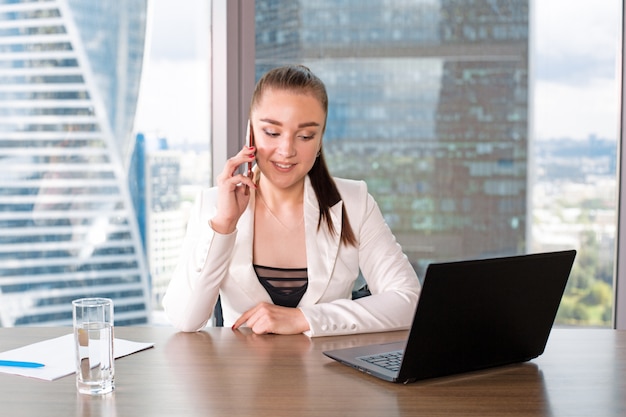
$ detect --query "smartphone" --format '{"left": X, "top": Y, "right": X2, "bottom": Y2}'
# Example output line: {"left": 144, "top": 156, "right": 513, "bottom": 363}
{"left": 246, "top": 119, "right": 255, "bottom": 178}
{"left": 244, "top": 119, "right": 255, "bottom": 195}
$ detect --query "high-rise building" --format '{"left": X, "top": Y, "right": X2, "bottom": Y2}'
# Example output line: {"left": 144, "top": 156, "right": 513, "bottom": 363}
{"left": 140, "top": 136, "right": 185, "bottom": 316}
{"left": 0, "top": 0, "right": 150, "bottom": 326}
{"left": 255, "top": 0, "right": 529, "bottom": 275}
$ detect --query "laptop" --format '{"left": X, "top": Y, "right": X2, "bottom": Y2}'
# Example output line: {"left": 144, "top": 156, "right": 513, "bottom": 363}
{"left": 323, "top": 250, "right": 576, "bottom": 384}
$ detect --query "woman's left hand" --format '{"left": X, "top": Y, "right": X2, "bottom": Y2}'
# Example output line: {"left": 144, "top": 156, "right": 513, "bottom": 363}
{"left": 232, "top": 302, "right": 310, "bottom": 335}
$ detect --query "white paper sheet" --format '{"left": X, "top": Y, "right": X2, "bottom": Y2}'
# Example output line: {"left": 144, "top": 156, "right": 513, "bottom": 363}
{"left": 0, "top": 333, "right": 154, "bottom": 381}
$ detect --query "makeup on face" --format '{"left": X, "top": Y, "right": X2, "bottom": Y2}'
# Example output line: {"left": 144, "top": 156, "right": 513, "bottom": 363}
{"left": 250, "top": 90, "right": 325, "bottom": 188}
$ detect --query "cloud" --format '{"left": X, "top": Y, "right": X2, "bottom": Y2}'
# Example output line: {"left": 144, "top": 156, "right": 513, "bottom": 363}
{"left": 532, "top": 0, "right": 621, "bottom": 140}
{"left": 533, "top": 0, "right": 621, "bottom": 85}
{"left": 135, "top": 0, "right": 210, "bottom": 144}
{"left": 146, "top": 0, "right": 210, "bottom": 61}
{"left": 533, "top": 78, "right": 619, "bottom": 140}
{"left": 135, "top": 59, "right": 210, "bottom": 143}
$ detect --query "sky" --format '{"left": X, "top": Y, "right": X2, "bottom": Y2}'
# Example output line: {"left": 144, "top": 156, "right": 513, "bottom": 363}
{"left": 532, "top": 0, "right": 622, "bottom": 141}
{"left": 134, "top": 0, "right": 623, "bottom": 145}
{"left": 134, "top": 0, "right": 210, "bottom": 147}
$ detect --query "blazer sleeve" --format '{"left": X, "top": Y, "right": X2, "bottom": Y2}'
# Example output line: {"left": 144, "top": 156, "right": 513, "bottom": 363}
{"left": 300, "top": 180, "right": 421, "bottom": 337}
{"left": 162, "top": 188, "right": 236, "bottom": 332}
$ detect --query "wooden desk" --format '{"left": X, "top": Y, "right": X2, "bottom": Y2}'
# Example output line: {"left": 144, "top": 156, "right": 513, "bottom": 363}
{"left": 0, "top": 327, "right": 624, "bottom": 417}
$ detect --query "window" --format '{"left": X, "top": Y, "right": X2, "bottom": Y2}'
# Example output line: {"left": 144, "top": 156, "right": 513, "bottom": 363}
{"left": 0, "top": 0, "right": 151, "bottom": 326}
{"left": 0, "top": 0, "right": 622, "bottom": 329}
{"left": 252, "top": 0, "right": 621, "bottom": 327}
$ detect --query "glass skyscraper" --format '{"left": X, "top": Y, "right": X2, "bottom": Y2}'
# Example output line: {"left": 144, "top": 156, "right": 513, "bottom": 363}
{"left": 256, "top": 0, "right": 529, "bottom": 275}
{"left": 0, "top": 0, "right": 150, "bottom": 326}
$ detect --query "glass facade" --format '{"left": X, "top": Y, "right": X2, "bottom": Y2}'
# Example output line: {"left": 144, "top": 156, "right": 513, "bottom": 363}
{"left": 0, "top": 0, "right": 150, "bottom": 326}
{"left": 256, "top": 0, "right": 529, "bottom": 275}
{"left": 0, "top": 0, "right": 618, "bottom": 328}
{"left": 255, "top": 0, "right": 620, "bottom": 327}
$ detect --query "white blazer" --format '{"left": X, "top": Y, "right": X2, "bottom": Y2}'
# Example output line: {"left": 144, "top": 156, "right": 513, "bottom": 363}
{"left": 162, "top": 176, "right": 421, "bottom": 337}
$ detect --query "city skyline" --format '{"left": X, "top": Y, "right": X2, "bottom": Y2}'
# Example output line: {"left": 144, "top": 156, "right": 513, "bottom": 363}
{"left": 135, "top": 0, "right": 621, "bottom": 144}
{"left": 0, "top": 0, "right": 618, "bottom": 328}
{"left": 0, "top": 0, "right": 151, "bottom": 326}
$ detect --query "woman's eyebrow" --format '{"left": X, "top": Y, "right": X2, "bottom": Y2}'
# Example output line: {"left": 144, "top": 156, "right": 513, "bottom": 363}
{"left": 298, "top": 121, "right": 320, "bottom": 128}
{"left": 259, "top": 118, "right": 320, "bottom": 128}
{"left": 259, "top": 118, "right": 282, "bottom": 126}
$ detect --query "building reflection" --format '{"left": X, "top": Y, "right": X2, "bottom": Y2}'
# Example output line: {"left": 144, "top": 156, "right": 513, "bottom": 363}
{"left": 256, "top": 0, "right": 529, "bottom": 277}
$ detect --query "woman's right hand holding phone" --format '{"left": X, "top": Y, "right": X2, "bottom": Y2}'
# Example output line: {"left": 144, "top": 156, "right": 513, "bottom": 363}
{"left": 210, "top": 145, "right": 256, "bottom": 234}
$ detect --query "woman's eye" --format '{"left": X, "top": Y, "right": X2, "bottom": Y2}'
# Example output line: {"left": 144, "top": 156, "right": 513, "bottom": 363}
{"left": 263, "top": 130, "right": 280, "bottom": 138}
{"left": 299, "top": 133, "right": 315, "bottom": 140}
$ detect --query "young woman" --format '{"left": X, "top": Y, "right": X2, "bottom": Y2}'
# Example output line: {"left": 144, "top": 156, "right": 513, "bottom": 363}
{"left": 163, "top": 65, "right": 421, "bottom": 337}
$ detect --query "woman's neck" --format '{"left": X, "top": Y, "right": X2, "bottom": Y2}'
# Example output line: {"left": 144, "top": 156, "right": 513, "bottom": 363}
{"left": 256, "top": 176, "right": 305, "bottom": 210}
{"left": 253, "top": 176, "right": 307, "bottom": 268}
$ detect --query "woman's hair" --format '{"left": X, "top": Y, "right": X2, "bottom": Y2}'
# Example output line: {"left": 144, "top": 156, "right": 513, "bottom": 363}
{"left": 250, "top": 64, "right": 356, "bottom": 247}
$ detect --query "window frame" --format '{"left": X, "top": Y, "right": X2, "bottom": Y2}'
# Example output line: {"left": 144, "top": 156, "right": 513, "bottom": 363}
{"left": 210, "top": 0, "right": 255, "bottom": 185}
{"left": 615, "top": 3, "right": 625, "bottom": 330}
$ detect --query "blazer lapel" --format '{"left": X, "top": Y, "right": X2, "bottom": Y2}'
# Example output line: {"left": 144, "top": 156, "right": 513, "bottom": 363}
{"left": 300, "top": 176, "right": 343, "bottom": 305}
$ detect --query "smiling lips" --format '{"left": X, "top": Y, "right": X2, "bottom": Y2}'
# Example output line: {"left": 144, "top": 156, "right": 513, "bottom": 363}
{"left": 273, "top": 161, "right": 295, "bottom": 170}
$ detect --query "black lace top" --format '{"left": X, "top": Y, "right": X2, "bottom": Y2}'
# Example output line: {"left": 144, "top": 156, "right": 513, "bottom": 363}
{"left": 254, "top": 264, "right": 308, "bottom": 308}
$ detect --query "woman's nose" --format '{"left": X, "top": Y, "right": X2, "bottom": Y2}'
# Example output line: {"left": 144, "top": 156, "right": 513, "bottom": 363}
{"left": 277, "top": 137, "right": 296, "bottom": 157}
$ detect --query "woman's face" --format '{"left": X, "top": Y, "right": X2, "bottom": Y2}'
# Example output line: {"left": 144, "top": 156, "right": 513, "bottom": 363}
{"left": 250, "top": 88, "right": 325, "bottom": 192}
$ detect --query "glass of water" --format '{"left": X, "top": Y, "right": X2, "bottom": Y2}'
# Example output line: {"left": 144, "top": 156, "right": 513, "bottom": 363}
{"left": 72, "top": 298, "right": 114, "bottom": 395}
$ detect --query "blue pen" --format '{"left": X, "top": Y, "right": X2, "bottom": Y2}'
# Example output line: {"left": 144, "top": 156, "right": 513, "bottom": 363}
{"left": 0, "top": 360, "right": 45, "bottom": 368}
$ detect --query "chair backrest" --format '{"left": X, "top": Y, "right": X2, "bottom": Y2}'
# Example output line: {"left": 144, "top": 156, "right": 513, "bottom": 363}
{"left": 212, "top": 282, "right": 371, "bottom": 327}
{"left": 213, "top": 296, "right": 224, "bottom": 327}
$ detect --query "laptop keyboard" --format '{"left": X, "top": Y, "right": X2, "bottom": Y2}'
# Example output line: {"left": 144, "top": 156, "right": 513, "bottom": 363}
{"left": 359, "top": 350, "right": 404, "bottom": 372}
